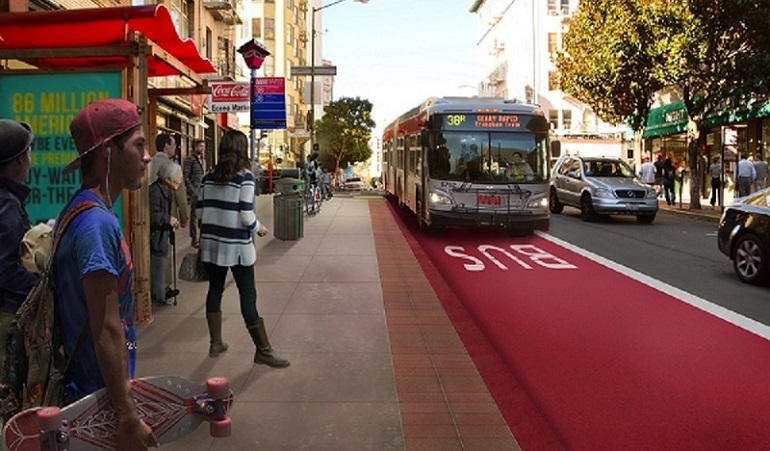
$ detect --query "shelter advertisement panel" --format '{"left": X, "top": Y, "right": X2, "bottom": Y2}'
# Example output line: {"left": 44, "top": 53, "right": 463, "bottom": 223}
{"left": 0, "top": 72, "right": 123, "bottom": 224}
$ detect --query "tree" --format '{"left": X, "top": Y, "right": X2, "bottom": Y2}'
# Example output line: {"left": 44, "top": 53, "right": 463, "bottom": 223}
{"left": 557, "top": 0, "right": 770, "bottom": 209}
{"left": 314, "top": 97, "right": 376, "bottom": 178}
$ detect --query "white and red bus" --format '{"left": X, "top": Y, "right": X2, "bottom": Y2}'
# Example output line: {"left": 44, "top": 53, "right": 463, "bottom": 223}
{"left": 382, "top": 96, "right": 551, "bottom": 235}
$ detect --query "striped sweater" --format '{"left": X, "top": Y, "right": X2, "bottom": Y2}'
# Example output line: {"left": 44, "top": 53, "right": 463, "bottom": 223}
{"left": 195, "top": 169, "right": 259, "bottom": 267}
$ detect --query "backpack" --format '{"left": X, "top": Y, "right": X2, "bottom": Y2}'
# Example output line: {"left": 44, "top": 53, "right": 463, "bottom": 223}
{"left": 0, "top": 200, "right": 97, "bottom": 421}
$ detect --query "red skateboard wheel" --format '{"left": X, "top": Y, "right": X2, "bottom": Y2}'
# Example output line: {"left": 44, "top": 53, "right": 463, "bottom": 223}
{"left": 206, "top": 377, "right": 230, "bottom": 399}
{"left": 36, "top": 407, "right": 62, "bottom": 432}
{"left": 210, "top": 416, "right": 232, "bottom": 438}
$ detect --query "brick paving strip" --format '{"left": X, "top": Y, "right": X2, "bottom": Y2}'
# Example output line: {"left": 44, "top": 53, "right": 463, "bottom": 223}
{"left": 369, "top": 199, "right": 523, "bottom": 451}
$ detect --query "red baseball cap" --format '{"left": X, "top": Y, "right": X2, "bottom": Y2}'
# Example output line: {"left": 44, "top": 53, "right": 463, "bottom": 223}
{"left": 63, "top": 99, "right": 142, "bottom": 175}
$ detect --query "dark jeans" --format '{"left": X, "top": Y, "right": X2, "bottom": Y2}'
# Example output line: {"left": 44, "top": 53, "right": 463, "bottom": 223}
{"left": 663, "top": 180, "right": 676, "bottom": 205}
{"left": 203, "top": 263, "right": 259, "bottom": 323}
{"left": 710, "top": 178, "right": 721, "bottom": 206}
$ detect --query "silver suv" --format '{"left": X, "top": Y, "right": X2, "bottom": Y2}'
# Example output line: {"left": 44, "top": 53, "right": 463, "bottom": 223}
{"left": 549, "top": 155, "right": 658, "bottom": 223}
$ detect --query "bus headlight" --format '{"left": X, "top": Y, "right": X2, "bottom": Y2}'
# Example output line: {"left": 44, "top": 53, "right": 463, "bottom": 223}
{"left": 527, "top": 196, "right": 548, "bottom": 209}
{"left": 429, "top": 189, "right": 452, "bottom": 206}
{"left": 593, "top": 187, "right": 613, "bottom": 198}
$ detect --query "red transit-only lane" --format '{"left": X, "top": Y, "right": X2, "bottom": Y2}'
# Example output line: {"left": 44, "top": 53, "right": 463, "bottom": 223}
{"left": 388, "top": 201, "right": 770, "bottom": 449}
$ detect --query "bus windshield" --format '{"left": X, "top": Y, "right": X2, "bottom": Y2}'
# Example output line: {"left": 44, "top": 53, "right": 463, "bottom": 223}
{"left": 428, "top": 131, "right": 548, "bottom": 183}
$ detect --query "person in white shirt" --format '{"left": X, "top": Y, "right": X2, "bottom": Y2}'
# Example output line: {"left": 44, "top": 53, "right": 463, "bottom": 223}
{"left": 753, "top": 153, "right": 768, "bottom": 191}
{"left": 638, "top": 156, "right": 656, "bottom": 185}
{"left": 736, "top": 153, "right": 756, "bottom": 197}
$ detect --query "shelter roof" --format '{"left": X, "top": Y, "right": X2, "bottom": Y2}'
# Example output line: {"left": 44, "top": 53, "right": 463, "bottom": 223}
{"left": 0, "top": 5, "right": 216, "bottom": 77}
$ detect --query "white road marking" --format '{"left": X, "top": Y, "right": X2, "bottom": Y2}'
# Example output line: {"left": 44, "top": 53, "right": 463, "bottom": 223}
{"left": 537, "top": 231, "right": 770, "bottom": 342}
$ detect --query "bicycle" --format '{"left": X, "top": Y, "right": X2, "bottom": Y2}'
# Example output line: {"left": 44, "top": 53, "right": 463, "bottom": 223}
{"left": 305, "top": 180, "right": 323, "bottom": 216}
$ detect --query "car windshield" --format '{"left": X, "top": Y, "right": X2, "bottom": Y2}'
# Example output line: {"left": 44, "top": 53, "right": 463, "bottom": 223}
{"left": 428, "top": 131, "right": 548, "bottom": 183}
{"left": 584, "top": 159, "right": 634, "bottom": 178}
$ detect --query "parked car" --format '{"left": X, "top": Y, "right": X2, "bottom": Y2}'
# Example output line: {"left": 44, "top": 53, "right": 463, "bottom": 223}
{"left": 549, "top": 155, "right": 658, "bottom": 223}
{"left": 341, "top": 177, "right": 369, "bottom": 191}
{"left": 717, "top": 187, "right": 770, "bottom": 285}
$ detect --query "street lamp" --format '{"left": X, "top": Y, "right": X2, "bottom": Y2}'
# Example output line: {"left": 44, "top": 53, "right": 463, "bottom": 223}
{"left": 237, "top": 38, "right": 271, "bottom": 162}
{"left": 308, "top": 0, "right": 369, "bottom": 161}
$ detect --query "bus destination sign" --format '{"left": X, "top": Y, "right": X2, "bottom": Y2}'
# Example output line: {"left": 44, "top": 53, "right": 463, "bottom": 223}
{"left": 443, "top": 113, "right": 521, "bottom": 130}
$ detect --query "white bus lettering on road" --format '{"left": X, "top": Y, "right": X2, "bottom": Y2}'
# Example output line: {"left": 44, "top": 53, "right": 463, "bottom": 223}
{"left": 444, "top": 244, "right": 577, "bottom": 271}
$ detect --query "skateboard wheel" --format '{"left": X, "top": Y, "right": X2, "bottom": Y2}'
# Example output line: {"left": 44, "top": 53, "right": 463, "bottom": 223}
{"left": 210, "top": 417, "right": 232, "bottom": 438}
{"left": 37, "top": 407, "right": 62, "bottom": 432}
{"left": 206, "top": 377, "right": 230, "bottom": 399}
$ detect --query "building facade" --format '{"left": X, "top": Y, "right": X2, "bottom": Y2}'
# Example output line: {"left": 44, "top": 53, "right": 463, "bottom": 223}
{"left": 470, "top": 0, "right": 630, "bottom": 162}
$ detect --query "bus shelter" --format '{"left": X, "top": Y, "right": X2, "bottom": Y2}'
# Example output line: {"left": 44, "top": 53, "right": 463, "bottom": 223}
{"left": 0, "top": 5, "right": 216, "bottom": 323}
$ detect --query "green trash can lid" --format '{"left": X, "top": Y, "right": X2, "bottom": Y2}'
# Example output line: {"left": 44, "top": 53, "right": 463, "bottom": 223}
{"left": 274, "top": 177, "right": 304, "bottom": 194}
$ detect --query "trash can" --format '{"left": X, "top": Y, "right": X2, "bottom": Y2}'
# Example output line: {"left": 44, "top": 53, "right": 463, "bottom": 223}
{"left": 273, "top": 178, "right": 304, "bottom": 240}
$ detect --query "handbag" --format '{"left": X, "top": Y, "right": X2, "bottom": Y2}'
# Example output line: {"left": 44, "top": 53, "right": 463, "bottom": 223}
{"left": 179, "top": 251, "right": 208, "bottom": 281}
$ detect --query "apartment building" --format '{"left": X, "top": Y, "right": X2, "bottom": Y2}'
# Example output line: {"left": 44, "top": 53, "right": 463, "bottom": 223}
{"left": 470, "top": 0, "right": 631, "bottom": 161}
{"left": 246, "top": 0, "right": 313, "bottom": 167}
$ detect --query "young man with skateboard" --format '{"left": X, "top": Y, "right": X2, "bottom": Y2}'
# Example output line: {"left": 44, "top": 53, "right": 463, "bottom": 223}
{"left": 54, "top": 99, "right": 157, "bottom": 449}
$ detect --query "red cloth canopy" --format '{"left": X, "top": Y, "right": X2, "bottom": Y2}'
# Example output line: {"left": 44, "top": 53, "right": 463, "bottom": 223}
{"left": 0, "top": 5, "right": 216, "bottom": 77}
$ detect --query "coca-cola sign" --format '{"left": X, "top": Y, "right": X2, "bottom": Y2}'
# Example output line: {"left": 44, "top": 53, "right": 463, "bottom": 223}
{"left": 208, "top": 82, "right": 250, "bottom": 113}
{"left": 211, "top": 82, "right": 250, "bottom": 102}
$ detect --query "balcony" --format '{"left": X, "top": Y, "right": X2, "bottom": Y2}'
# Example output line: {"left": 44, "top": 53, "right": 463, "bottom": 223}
{"left": 204, "top": 0, "right": 242, "bottom": 24}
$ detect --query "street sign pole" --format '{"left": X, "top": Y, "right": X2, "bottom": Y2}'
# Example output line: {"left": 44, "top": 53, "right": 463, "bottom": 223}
{"left": 250, "top": 67, "right": 257, "bottom": 162}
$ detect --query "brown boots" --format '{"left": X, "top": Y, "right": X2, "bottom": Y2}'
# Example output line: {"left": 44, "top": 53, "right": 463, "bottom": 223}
{"left": 247, "top": 318, "right": 290, "bottom": 368}
{"left": 206, "top": 312, "right": 229, "bottom": 357}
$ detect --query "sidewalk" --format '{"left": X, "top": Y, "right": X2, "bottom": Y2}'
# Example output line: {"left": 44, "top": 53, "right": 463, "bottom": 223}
{"left": 136, "top": 192, "right": 517, "bottom": 450}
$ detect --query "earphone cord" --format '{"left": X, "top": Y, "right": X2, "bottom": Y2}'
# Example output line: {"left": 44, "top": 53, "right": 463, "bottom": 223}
{"left": 104, "top": 148, "right": 113, "bottom": 209}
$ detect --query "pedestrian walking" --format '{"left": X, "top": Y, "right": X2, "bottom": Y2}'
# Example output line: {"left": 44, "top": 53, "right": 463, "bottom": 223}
{"left": 638, "top": 156, "right": 656, "bottom": 185}
{"left": 195, "top": 130, "right": 289, "bottom": 368}
{"left": 55, "top": 99, "right": 157, "bottom": 449}
{"left": 0, "top": 120, "right": 40, "bottom": 375}
{"left": 150, "top": 133, "right": 188, "bottom": 301}
{"left": 183, "top": 139, "right": 206, "bottom": 248}
{"left": 662, "top": 158, "right": 677, "bottom": 205}
{"left": 736, "top": 153, "right": 756, "bottom": 197}
{"left": 653, "top": 154, "right": 665, "bottom": 196}
{"left": 709, "top": 156, "right": 722, "bottom": 207}
{"left": 149, "top": 162, "right": 182, "bottom": 306}
{"left": 754, "top": 153, "right": 768, "bottom": 191}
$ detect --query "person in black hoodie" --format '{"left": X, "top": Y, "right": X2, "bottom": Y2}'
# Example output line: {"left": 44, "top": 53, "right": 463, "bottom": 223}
{"left": 0, "top": 119, "right": 39, "bottom": 374}
{"left": 662, "top": 158, "right": 677, "bottom": 205}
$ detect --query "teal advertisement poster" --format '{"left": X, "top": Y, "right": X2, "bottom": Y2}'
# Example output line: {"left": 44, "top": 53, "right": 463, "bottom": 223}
{"left": 0, "top": 72, "right": 124, "bottom": 224}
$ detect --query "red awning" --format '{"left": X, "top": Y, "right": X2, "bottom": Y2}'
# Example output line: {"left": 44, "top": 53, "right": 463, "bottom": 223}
{"left": 0, "top": 5, "right": 216, "bottom": 77}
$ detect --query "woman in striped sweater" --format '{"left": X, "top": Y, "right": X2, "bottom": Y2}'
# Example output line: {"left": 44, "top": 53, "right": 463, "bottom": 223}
{"left": 195, "top": 130, "right": 289, "bottom": 368}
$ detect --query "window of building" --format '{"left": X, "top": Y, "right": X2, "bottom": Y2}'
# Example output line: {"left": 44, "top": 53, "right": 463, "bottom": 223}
{"left": 265, "top": 18, "right": 275, "bottom": 40}
{"left": 548, "top": 33, "right": 558, "bottom": 55}
{"left": 548, "top": 71, "right": 560, "bottom": 91}
{"left": 549, "top": 109, "right": 559, "bottom": 129}
{"left": 252, "top": 18, "right": 262, "bottom": 39}
{"left": 206, "top": 27, "right": 213, "bottom": 60}
{"left": 562, "top": 110, "right": 572, "bottom": 130}
{"left": 168, "top": 0, "right": 192, "bottom": 39}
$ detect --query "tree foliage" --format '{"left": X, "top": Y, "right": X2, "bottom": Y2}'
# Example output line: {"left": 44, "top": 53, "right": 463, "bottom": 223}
{"left": 315, "top": 97, "right": 376, "bottom": 176}
{"left": 557, "top": 0, "right": 770, "bottom": 208}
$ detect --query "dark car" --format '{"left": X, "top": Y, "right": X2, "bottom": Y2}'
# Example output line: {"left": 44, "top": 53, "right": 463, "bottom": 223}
{"left": 549, "top": 155, "right": 658, "bottom": 223}
{"left": 717, "top": 187, "right": 770, "bottom": 285}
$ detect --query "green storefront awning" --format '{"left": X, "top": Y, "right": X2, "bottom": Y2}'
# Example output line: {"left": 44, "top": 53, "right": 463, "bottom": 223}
{"left": 643, "top": 101, "right": 688, "bottom": 139}
{"left": 644, "top": 98, "right": 770, "bottom": 139}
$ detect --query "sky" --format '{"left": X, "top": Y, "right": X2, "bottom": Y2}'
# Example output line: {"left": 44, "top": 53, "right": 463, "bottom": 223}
{"left": 320, "top": 0, "right": 480, "bottom": 135}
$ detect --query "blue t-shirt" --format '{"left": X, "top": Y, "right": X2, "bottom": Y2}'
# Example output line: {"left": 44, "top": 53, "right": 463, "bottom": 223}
{"left": 53, "top": 190, "right": 136, "bottom": 398}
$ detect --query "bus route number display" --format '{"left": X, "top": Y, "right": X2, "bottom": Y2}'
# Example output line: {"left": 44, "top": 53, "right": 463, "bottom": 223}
{"left": 444, "top": 114, "right": 521, "bottom": 130}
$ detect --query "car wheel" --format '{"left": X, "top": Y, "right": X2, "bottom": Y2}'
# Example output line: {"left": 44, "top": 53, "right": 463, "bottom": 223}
{"left": 580, "top": 194, "right": 598, "bottom": 222}
{"left": 733, "top": 234, "right": 769, "bottom": 285}
{"left": 636, "top": 214, "right": 656, "bottom": 224}
{"left": 549, "top": 188, "right": 563, "bottom": 214}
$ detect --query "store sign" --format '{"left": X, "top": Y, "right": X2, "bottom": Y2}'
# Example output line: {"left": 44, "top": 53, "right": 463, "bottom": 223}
{"left": 208, "top": 82, "right": 250, "bottom": 113}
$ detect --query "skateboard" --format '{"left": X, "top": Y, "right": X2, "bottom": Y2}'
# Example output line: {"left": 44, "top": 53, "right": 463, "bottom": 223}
{"left": 2, "top": 376, "right": 234, "bottom": 451}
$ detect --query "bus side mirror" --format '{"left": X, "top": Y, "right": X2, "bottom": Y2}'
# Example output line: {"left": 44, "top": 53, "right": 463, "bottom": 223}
{"left": 550, "top": 140, "right": 561, "bottom": 158}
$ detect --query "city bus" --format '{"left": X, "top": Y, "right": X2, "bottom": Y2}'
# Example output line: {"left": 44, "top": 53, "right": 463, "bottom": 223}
{"left": 382, "top": 96, "right": 552, "bottom": 235}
